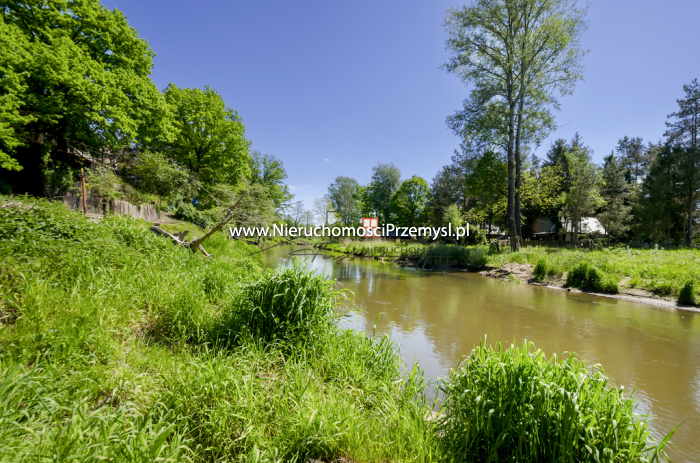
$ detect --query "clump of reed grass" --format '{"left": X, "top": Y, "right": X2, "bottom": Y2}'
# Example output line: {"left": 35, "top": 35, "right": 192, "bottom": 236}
{"left": 566, "top": 261, "right": 620, "bottom": 293}
{"left": 230, "top": 262, "right": 344, "bottom": 345}
{"left": 437, "top": 340, "right": 677, "bottom": 463}
{"left": 678, "top": 280, "right": 696, "bottom": 305}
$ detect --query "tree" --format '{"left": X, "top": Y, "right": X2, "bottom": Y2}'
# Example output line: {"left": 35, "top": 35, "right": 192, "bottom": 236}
{"left": 327, "top": 176, "right": 360, "bottom": 226}
{"left": 132, "top": 151, "right": 191, "bottom": 199}
{"left": 561, "top": 143, "right": 603, "bottom": 246}
{"left": 390, "top": 176, "right": 430, "bottom": 228}
{"left": 444, "top": 0, "right": 588, "bottom": 251}
{"left": 354, "top": 185, "right": 376, "bottom": 219}
{"left": 443, "top": 204, "right": 465, "bottom": 242}
{"left": 249, "top": 151, "right": 292, "bottom": 210}
{"left": 367, "top": 163, "right": 401, "bottom": 224}
{"left": 289, "top": 201, "right": 306, "bottom": 227}
{"left": 665, "top": 79, "right": 700, "bottom": 246}
{"left": 464, "top": 149, "right": 508, "bottom": 235}
{"left": 635, "top": 145, "right": 683, "bottom": 243}
{"left": 616, "top": 136, "right": 648, "bottom": 185}
{"left": 0, "top": 0, "right": 168, "bottom": 194}
{"left": 598, "top": 153, "right": 632, "bottom": 246}
{"left": 312, "top": 196, "right": 336, "bottom": 225}
{"left": 0, "top": 17, "right": 33, "bottom": 172}
{"left": 427, "top": 142, "right": 471, "bottom": 226}
{"left": 157, "top": 84, "right": 251, "bottom": 187}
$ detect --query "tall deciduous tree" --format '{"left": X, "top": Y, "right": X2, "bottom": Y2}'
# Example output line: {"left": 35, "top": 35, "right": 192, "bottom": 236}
{"left": 367, "top": 163, "right": 401, "bottom": 224}
{"left": 158, "top": 84, "right": 251, "bottom": 187}
{"left": 444, "top": 0, "right": 587, "bottom": 250}
{"left": 390, "top": 176, "right": 430, "bottom": 228}
{"left": 312, "top": 196, "right": 335, "bottom": 225}
{"left": 327, "top": 176, "right": 361, "bottom": 226}
{"left": 665, "top": 79, "right": 700, "bottom": 246}
{"left": 0, "top": 0, "right": 168, "bottom": 194}
{"left": 249, "top": 151, "right": 291, "bottom": 210}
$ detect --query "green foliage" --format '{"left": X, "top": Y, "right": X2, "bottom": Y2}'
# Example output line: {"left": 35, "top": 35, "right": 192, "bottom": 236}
{"left": 534, "top": 258, "right": 547, "bottom": 281}
{"left": 443, "top": 204, "right": 464, "bottom": 231}
{"left": 0, "top": 0, "right": 168, "bottom": 169}
{"left": 562, "top": 142, "right": 605, "bottom": 246}
{"left": 0, "top": 197, "right": 438, "bottom": 461}
{"left": 390, "top": 175, "right": 430, "bottom": 228}
{"left": 367, "top": 163, "right": 401, "bottom": 223}
{"left": 248, "top": 150, "right": 291, "bottom": 210}
{"left": 327, "top": 176, "right": 361, "bottom": 226}
{"left": 0, "top": 17, "right": 34, "bottom": 171}
{"left": 678, "top": 280, "right": 696, "bottom": 305}
{"left": 437, "top": 340, "right": 674, "bottom": 463}
{"left": 234, "top": 263, "right": 342, "bottom": 345}
{"left": 157, "top": 84, "right": 251, "bottom": 186}
{"left": 565, "top": 261, "right": 619, "bottom": 293}
{"left": 85, "top": 166, "right": 122, "bottom": 200}
{"left": 132, "top": 151, "right": 191, "bottom": 198}
{"left": 171, "top": 200, "right": 213, "bottom": 229}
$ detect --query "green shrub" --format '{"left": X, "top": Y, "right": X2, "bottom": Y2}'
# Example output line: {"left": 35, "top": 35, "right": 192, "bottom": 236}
{"left": 172, "top": 200, "right": 213, "bottom": 228}
{"left": 437, "top": 341, "right": 675, "bottom": 462}
{"left": 232, "top": 263, "right": 343, "bottom": 345}
{"left": 534, "top": 258, "right": 547, "bottom": 281}
{"left": 566, "top": 262, "right": 619, "bottom": 293}
{"left": 678, "top": 280, "right": 696, "bottom": 305}
{"left": 467, "top": 246, "right": 488, "bottom": 270}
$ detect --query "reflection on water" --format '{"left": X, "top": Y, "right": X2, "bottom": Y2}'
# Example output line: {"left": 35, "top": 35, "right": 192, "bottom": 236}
{"left": 263, "top": 245, "right": 700, "bottom": 462}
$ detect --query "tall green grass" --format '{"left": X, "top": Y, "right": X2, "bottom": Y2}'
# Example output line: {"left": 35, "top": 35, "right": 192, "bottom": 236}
{"left": 0, "top": 197, "right": 437, "bottom": 462}
{"left": 0, "top": 198, "right": 678, "bottom": 461}
{"left": 437, "top": 340, "right": 676, "bottom": 463}
{"left": 496, "top": 247, "right": 700, "bottom": 299}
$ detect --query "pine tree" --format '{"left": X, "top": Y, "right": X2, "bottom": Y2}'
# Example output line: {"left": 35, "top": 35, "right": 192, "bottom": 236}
{"left": 598, "top": 153, "right": 632, "bottom": 246}
{"left": 616, "top": 136, "right": 649, "bottom": 185}
{"left": 665, "top": 79, "right": 700, "bottom": 246}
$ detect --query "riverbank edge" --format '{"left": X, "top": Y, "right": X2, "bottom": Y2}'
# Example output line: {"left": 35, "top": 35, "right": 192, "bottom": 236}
{"left": 312, "top": 243, "right": 700, "bottom": 313}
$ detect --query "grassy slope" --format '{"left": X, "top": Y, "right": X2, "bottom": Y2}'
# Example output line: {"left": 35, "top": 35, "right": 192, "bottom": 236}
{"left": 0, "top": 199, "right": 435, "bottom": 462}
{"left": 0, "top": 200, "right": 676, "bottom": 462}
{"left": 321, "top": 240, "right": 699, "bottom": 300}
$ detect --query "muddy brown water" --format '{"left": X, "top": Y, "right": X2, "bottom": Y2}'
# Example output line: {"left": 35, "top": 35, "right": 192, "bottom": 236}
{"left": 263, "top": 245, "right": 700, "bottom": 462}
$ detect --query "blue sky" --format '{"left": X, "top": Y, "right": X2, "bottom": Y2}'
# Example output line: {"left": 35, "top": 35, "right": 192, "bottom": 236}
{"left": 106, "top": 0, "right": 699, "bottom": 209}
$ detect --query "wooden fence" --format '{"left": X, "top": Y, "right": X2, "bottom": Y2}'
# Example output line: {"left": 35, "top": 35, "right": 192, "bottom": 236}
{"left": 61, "top": 191, "right": 160, "bottom": 223}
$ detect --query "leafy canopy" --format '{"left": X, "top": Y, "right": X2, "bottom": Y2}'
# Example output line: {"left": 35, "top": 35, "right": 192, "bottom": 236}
{"left": 390, "top": 176, "right": 430, "bottom": 228}
{"left": 157, "top": 84, "right": 251, "bottom": 186}
{"left": 0, "top": 0, "right": 168, "bottom": 167}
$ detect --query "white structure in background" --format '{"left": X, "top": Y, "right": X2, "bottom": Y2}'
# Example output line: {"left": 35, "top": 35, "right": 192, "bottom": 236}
{"left": 564, "top": 217, "right": 607, "bottom": 241}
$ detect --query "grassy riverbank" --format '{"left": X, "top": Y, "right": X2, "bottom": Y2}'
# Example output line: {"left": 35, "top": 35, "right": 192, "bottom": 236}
{"left": 0, "top": 199, "right": 677, "bottom": 461}
{"left": 317, "top": 239, "right": 699, "bottom": 303}
{"left": 0, "top": 198, "right": 435, "bottom": 462}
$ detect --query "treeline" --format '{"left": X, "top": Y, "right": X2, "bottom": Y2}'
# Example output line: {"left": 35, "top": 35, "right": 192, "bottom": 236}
{"left": 0, "top": 0, "right": 290, "bottom": 228}
{"left": 320, "top": 79, "right": 699, "bottom": 248}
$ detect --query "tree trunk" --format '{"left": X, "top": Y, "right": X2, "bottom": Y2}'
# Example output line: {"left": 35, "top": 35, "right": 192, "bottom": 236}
{"left": 507, "top": 96, "right": 518, "bottom": 252}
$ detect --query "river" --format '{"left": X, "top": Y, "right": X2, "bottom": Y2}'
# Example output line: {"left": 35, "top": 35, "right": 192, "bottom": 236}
{"left": 263, "top": 245, "right": 700, "bottom": 462}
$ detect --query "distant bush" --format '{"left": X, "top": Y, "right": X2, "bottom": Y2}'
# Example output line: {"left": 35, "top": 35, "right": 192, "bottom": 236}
{"left": 467, "top": 246, "right": 488, "bottom": 270}
{"left": 437, "top": 341, "right": 675, "bottom": 463}
{"left": 678, "top": 280, "right": 696, "bottom": 305}
{"left": 566, "top": 262, "right": 619, "bottom": 293}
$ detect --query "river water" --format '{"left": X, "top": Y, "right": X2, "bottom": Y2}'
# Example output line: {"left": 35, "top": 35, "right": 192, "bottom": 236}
{"left": 263, "top": 245, "right": 700, "bottom": 462}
